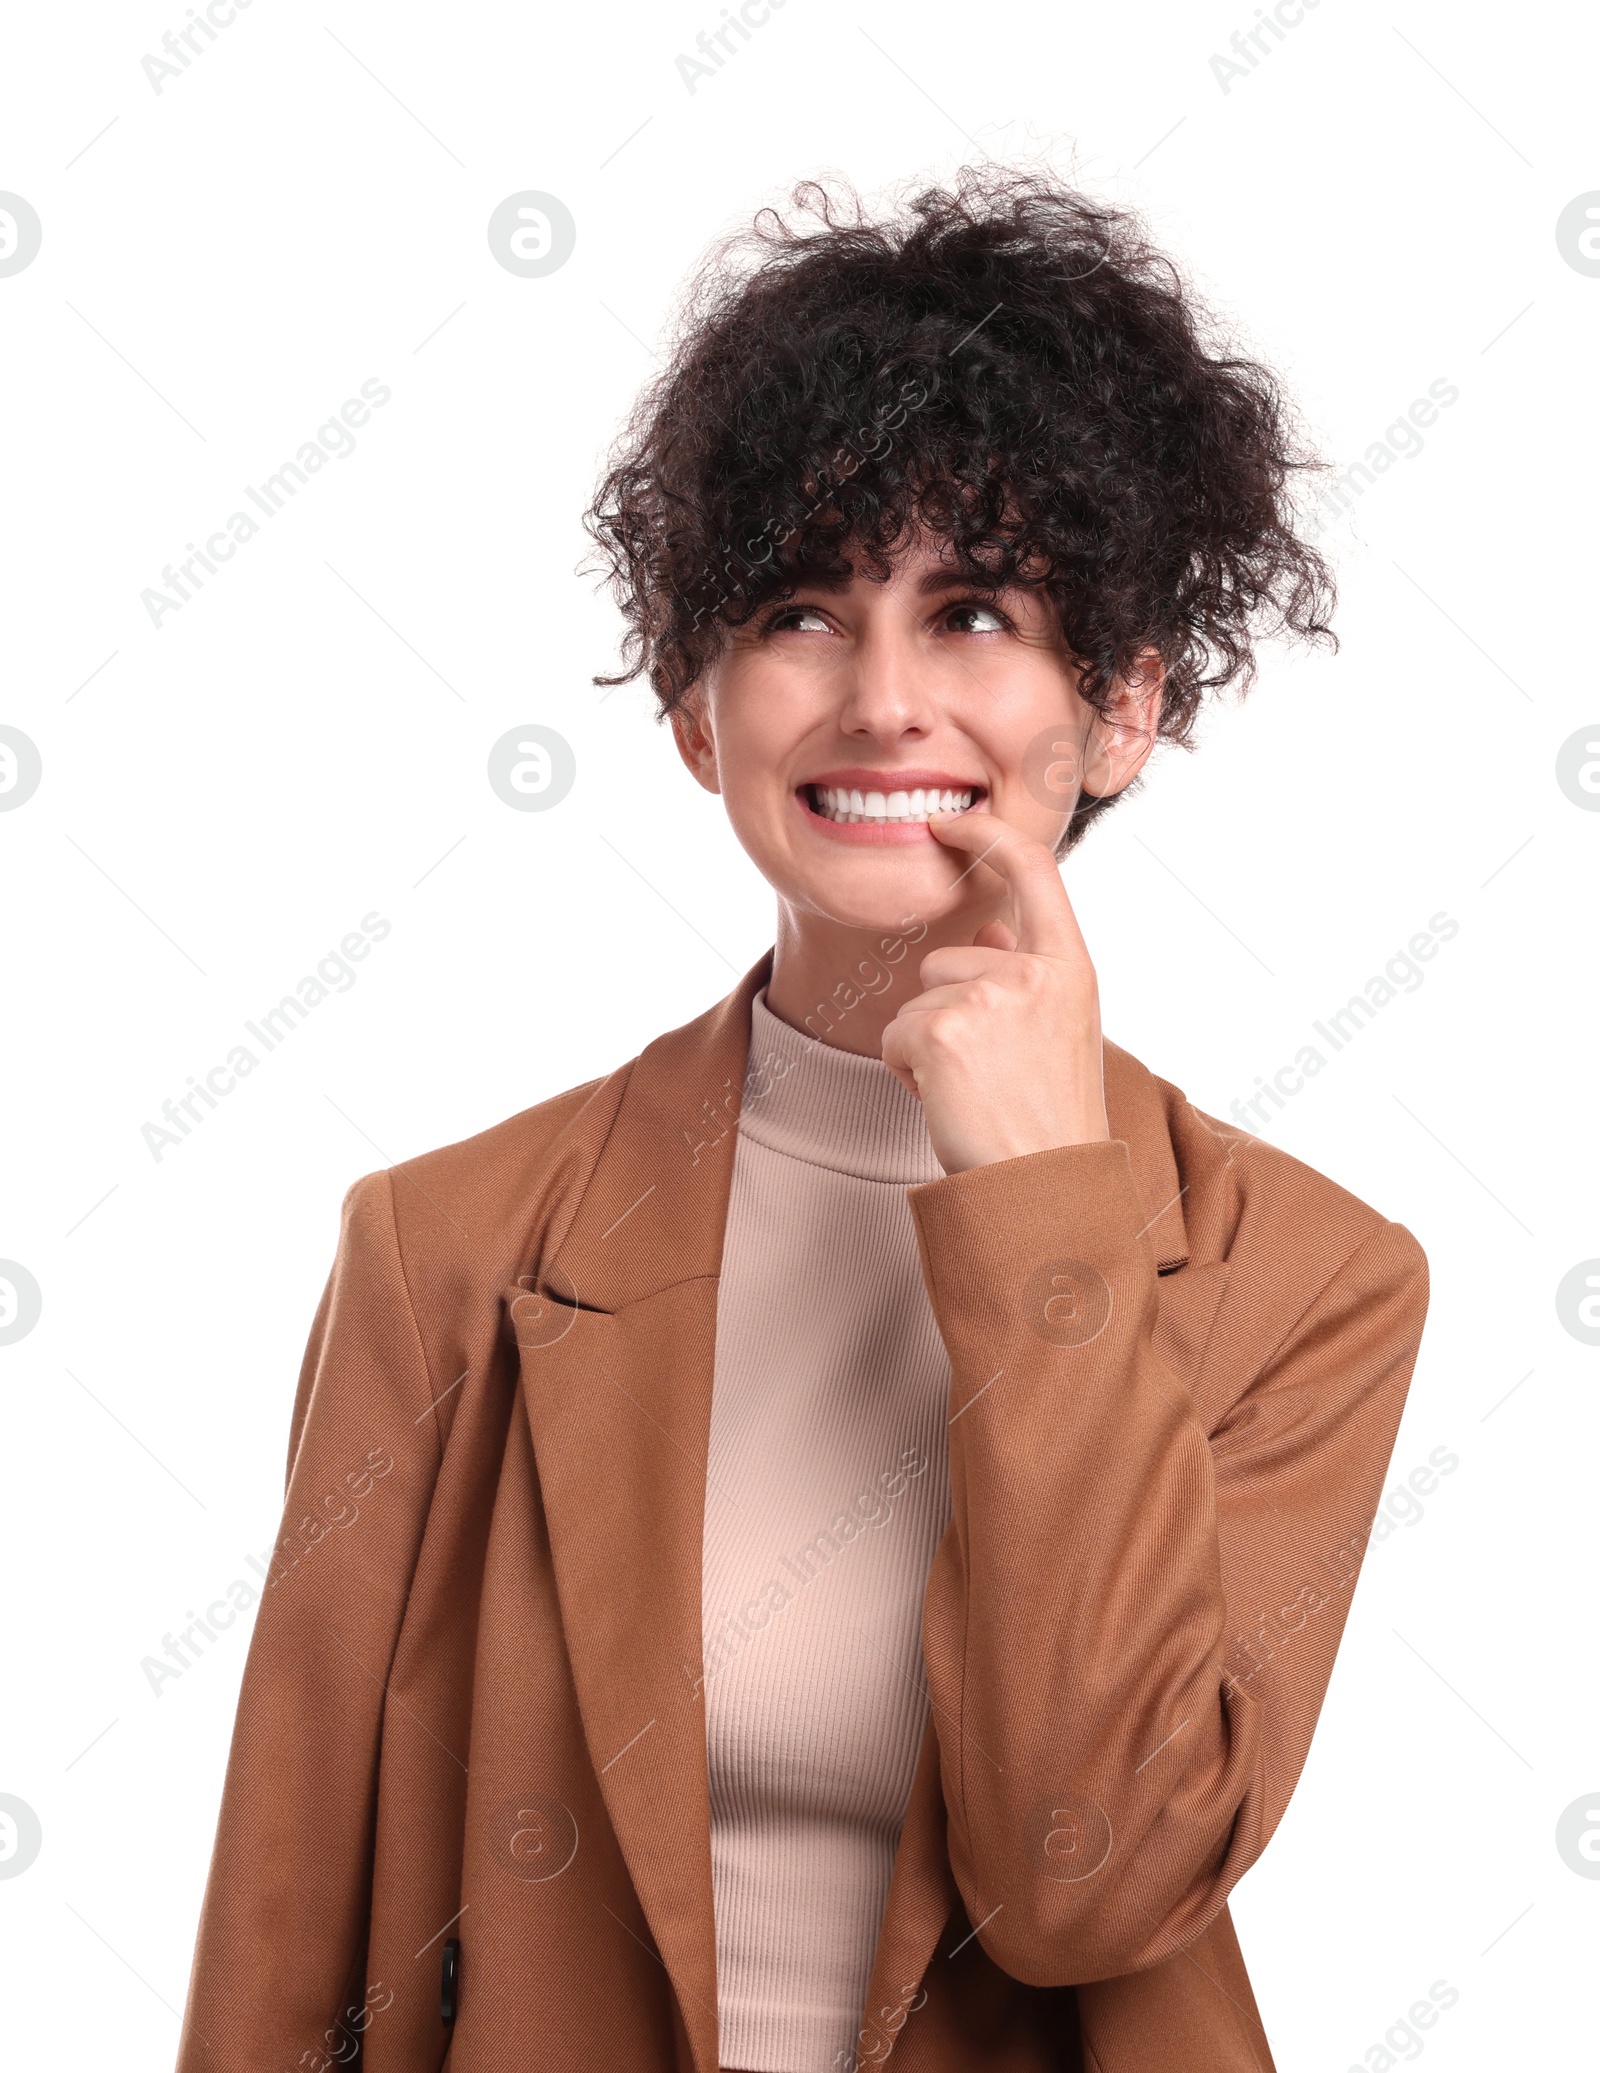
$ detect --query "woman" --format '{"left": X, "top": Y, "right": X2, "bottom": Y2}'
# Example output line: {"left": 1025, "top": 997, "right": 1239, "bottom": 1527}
{"left": 176, "top": 171, "right": 1429, "bottom": 2073}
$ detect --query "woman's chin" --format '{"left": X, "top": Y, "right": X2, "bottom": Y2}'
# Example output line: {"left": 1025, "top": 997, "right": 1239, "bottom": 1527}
{"left": 785, "top": 855, "right": 973, "bottom": 937}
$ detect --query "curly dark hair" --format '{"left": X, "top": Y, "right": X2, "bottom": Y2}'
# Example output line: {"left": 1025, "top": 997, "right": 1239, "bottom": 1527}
{"left": 583, "top": 165, "right": 1337, "bottom": 850}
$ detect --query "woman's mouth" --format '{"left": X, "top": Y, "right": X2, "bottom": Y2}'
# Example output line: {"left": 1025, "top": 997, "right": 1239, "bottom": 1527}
{"left": 802, "top": 782, "right": 982, "bottom": 826}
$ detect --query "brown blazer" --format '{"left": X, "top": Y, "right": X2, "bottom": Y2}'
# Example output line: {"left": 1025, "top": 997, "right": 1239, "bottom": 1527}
{"left": 174, "top": 951, "right": 1428, "bottom": 2073}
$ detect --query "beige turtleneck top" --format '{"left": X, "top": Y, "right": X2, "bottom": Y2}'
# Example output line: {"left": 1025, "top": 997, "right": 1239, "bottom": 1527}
{"left": 701, "top": 986, "right": 955, "bottom": 2073}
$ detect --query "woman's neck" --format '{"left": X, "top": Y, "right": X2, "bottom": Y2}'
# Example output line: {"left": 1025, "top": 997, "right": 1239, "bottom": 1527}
{"left": 764, "top": 903, "right": 994, "bottom": 1058}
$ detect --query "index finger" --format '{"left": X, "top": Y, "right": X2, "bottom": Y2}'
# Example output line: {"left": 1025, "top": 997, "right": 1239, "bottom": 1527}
{"left": 928, "top": 806, "right": 1088, "bottom": 961}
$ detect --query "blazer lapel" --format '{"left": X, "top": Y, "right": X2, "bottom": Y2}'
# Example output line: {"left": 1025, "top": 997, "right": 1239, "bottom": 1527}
{"left": 1102, "top": 1037, "right": 1189, "bottom": 1271}
{"left": 510, "top": 953, "right": 771, "bottom": 2073}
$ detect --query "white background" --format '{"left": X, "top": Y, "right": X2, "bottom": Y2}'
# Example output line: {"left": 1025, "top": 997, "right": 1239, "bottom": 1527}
{"left": 2, "top": 0, "right": 1596, "bottom": 2067}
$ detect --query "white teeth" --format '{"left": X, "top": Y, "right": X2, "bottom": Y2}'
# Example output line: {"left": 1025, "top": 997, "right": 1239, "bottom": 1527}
{"left": 810, "top": 784, "right": 977, "bottom": 824}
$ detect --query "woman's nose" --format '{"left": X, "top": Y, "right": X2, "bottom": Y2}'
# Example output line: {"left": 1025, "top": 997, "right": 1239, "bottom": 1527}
{"left": 835, "top": 614, "right": 936, "bottom": 740}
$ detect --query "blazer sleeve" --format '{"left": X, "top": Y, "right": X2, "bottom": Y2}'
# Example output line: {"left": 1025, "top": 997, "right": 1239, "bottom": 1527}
{"left": 175, "top": 1170, "right": 443, "bottom": 2072}
{"left": 907, "top": 1136, "right": 1429, "bottom": 1988}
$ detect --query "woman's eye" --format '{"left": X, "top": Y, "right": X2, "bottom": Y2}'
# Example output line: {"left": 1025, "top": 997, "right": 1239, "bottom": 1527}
{"left": 768, "top": 605, "right": 832, "bottom": 634}
{"left": 943, "top": 602, "right": 1009, "bottom": 634}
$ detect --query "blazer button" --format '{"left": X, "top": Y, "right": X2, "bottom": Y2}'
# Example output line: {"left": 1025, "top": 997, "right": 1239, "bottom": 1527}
{"left": 440, "top": 1936, "right": 462, "bottom": 2027}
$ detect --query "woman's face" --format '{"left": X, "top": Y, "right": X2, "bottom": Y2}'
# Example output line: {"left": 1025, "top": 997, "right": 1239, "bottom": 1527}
{"left": 671, "top": 536, "right": 1162, "bottom": 936}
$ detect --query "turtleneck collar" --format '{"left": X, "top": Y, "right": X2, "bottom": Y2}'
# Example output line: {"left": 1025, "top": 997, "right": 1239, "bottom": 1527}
{"left": 738, "top": 986, "right": 946, "bottom": 1187}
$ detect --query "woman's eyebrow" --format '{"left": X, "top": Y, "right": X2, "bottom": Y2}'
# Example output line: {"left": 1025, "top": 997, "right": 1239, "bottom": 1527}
{"left": 913, "top": 568, "right": 1006, "bottom": 596}
{"left": 769, "top": 566, "right": 1009, "bottom": 601}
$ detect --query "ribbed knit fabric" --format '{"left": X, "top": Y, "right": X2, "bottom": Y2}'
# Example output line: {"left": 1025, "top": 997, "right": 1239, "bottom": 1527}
{"left": 702, "top": 987, "right": 954, "bottom": 2073}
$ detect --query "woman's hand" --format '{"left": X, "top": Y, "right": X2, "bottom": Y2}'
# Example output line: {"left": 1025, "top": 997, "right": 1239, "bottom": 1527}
{"left": 880, "top": 809, "right": 1110, "bottom": 1174}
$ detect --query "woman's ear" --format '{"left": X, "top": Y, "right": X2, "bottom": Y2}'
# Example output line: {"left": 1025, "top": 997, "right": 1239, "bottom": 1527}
{"left": 1080, "top": 649, "right": 1164, "bottom": 800}
{"left": 669, "top": 691, "right": 722, "bottom": 795}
